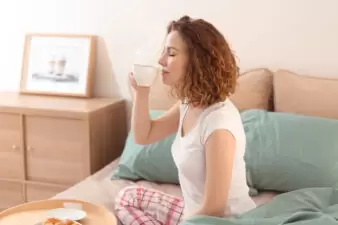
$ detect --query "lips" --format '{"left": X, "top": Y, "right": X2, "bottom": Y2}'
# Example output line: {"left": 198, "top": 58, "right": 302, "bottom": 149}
{"left": 161, "top": 70, "right": 169, "bottom": 75}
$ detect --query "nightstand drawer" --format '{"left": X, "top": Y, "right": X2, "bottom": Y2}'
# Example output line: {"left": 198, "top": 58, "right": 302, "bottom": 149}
{"left": 0, "top": 113, "right": 23, "bottom": 180}
{"left": 25, "top": 116, "right": 88, "bottom": 185}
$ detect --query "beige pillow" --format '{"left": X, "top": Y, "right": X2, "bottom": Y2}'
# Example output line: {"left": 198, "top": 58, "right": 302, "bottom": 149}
{"left": 274, "top": 70, "right": 338, "bottom": 119}
{"left": 230, "top": 68, "right": 273, "bottom": 111}
{"left": 144, "top": 68, "right": 273, "bottom": 111}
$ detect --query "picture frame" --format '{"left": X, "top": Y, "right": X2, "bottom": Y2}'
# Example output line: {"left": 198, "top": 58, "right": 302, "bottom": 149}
{"left": 20, "top": 33, "right": 96, "bottom": 98}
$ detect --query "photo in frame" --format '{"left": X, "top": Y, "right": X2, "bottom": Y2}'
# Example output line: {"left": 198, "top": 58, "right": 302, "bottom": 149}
{"left": 20, "top": 33, "right": 96, "bottom": 98}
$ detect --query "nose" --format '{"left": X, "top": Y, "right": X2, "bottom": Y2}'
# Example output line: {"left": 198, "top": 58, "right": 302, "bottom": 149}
{"left": 158, "top": 52, "right": 167, "bottom": 67}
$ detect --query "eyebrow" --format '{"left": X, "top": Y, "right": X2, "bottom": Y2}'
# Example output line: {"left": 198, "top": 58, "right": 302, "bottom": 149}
{"left": 167, "top": 46, "right": 179, "bottom": 52}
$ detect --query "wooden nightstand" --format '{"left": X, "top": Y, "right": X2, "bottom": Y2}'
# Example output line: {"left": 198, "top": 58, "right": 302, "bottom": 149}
{"left": 0, "top": 92, "right": 128, "bottom": 211}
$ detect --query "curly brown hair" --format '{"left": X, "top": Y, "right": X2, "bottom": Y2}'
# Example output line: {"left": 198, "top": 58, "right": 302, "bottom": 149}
{"left": 167, "top": 15, "right": 239, "bottom": 108}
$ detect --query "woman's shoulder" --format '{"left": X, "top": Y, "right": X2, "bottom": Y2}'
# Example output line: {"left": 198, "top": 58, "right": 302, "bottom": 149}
{"left": 204, "top": 99, "right": 240, "bottom": 121}
{"left": 199, "top": 99, "right": 245, "bottom": 144}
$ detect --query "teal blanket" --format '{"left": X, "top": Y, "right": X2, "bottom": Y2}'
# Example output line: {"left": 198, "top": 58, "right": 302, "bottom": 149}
{"left": 182, "top": 185, "right": 338, "bottom": 225}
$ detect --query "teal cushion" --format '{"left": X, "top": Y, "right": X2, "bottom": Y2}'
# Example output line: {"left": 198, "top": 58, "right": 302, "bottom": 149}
{"left": 112, "top": 110, "right": 179, "bottom": 183}
{"left": 242, "top": 109, "right": 338, "bottom": 196}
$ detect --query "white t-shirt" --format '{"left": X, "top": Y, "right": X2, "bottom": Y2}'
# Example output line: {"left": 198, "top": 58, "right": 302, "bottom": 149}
{"left": 171, "top": 99, "right": 256, "bottom": 217}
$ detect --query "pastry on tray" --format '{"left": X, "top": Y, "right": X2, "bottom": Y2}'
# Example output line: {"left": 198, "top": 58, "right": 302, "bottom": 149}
{"left": 43, "top": 217, "right": 82, "bottom": 225}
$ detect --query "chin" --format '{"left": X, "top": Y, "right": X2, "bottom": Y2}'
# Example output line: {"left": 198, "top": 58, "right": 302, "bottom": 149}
{"left": 161, "top": 75, "right": 172, "bottom": 86}
{"left": 161, "top": 74, "right": 179, "bottom": 86}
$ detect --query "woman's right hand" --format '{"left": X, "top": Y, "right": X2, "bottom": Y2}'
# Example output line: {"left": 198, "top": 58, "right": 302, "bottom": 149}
{"left": 129, "top": 72, "right": 151, "bottom": 94}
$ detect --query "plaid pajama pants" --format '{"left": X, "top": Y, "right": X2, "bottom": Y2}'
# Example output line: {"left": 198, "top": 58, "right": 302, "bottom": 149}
{"left": 115, "top": 186, "right": 185, "bottom": 225}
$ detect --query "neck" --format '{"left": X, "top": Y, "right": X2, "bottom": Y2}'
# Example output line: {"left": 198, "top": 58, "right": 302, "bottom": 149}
{"left": 187, "top": 102, "right": 204, "bottom": 110}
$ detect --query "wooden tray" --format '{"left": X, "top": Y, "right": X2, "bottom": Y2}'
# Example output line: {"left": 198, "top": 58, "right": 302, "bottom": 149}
{"left": 0, "top": 199, "right": 117, "bottom": 225}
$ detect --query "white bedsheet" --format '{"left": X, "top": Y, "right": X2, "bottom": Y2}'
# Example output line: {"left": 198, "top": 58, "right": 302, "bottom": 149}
{"left": 53, "top": 158, "right": 278, "bottom": 214}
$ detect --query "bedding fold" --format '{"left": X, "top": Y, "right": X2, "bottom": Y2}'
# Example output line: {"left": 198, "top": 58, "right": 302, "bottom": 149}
{"left": 182, "top": 184, "right": 338, "bottom": 225}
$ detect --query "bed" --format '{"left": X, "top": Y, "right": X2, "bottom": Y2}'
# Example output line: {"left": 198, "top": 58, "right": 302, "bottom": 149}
{"left": 53, "top": 68, "right": 338, "bottom": 224}
{"left": 52, "top": 155, "right": 277, "bottom": 210}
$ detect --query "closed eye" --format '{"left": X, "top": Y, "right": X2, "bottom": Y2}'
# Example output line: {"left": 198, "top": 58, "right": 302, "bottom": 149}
{"left": 167, "top": 47, "right": 177, "bottom": 56}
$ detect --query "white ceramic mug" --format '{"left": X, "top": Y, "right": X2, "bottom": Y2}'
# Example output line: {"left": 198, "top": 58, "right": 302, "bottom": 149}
{"left": 55, "top": 59, "right": 67, "bottom": 75}
{"left": 132, "top": 64, "right": 159, "bottom": 87}
{"left": 48, "top": 60, "right": 56, "bottom": 74}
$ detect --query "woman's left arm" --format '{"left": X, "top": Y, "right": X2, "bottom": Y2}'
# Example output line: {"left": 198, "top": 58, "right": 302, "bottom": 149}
{"left": 195, "top": 129, "right": 236, "bottom": 217}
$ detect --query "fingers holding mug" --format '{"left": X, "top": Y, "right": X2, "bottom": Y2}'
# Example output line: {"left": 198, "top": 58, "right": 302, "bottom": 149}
{"left": 129, "top": 72, "right": 137, "bottom": 89}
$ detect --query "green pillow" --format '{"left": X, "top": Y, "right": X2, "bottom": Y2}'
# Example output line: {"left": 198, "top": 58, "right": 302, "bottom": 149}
{"left": 112, "top": 110, "right": 179, "bottom": 183}
{"left": 242, "top": 109, "right": 338, "bottom": 196}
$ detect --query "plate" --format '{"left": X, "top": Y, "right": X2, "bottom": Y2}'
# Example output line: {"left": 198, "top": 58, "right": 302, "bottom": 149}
{"left": 34, "top": 220, "right": 82, "bottom": 225}
{"left": 47, "top": 208, "right": 87, "bottom": 221}
{"left": 0, "top": 199, "right": 117, "bottom": 225}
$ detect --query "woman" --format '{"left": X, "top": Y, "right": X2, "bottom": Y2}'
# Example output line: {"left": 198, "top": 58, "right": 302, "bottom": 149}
{"left": 115, "top": 15, "right": 256, "bottom": 225}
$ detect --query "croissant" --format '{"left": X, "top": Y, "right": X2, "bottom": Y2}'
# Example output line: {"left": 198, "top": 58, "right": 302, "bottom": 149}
{"left": 43, "top": 218, "right": 81, "bottom": 225}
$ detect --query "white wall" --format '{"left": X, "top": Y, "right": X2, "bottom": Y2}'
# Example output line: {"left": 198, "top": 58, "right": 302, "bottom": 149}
{"left": 1, "top": 0, "right": 338, "bottom": 99}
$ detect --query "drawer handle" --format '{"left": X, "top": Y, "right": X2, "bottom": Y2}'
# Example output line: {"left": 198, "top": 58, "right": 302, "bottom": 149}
{"left": 12, "top": 145, "right": 19, "bottom": 151}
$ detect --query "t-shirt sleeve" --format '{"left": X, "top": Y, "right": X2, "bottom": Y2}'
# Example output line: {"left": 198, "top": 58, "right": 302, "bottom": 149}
{"left": 201, "top": 111, "right": 237, "bottom": 145}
